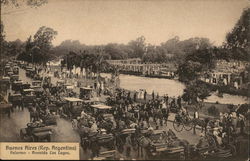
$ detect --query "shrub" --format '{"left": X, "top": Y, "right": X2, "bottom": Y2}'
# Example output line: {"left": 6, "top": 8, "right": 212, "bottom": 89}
{"left": 207, "top": 105, "right": 220, "bottom": 116}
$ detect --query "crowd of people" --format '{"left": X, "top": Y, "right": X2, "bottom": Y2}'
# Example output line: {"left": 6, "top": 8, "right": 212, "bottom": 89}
{"left": 2, "top": 61, "right": 249, "bottom": 160}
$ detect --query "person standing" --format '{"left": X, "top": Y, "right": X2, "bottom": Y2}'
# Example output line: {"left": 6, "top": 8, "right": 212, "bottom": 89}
{"left": 156, "top": 93, "right": 159, "bottom": 99}
{"left": 133, "top": 91, "right": 137, "bottom": 102}
{"left": 94, "top": 81, "right": 97, "bottom": 90}
{"left": 127, "top": 91, "right": 131, "bottom": 100}
{"left": 144, "top": 90, "right": 147, "bottom": 101}
{"left": 152, "top": 91, "right": 155, "bottom": 100}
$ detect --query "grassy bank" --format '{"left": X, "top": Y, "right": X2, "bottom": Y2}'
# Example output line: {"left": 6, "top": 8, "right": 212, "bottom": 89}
{"left": 200, "top": 81, "right": 249, "bottom": 97}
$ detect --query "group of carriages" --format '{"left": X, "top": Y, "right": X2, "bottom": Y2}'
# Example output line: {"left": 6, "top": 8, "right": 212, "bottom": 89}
{"left": 0, "top": 61, "right": 20, "bottom": 117}
{"left": 1, "top": 60, "right": 248, "bottom": 160}
{"left": 55, "top": 93, "right": 188, "bottom": 159}
{"left": 25, "top": 66, "right": 43, "bottom": 80}
{"left": 1, "top": 61, "right": 57, "bottom": 142}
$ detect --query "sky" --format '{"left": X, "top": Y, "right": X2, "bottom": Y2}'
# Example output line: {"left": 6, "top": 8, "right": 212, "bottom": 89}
{"left": 2, "top": 0, "right": 249, "bottom": 46}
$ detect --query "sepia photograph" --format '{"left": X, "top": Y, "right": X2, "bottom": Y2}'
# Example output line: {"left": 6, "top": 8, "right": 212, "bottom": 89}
{"left": 0, "top": 0, "right": 249, "bottom": 160}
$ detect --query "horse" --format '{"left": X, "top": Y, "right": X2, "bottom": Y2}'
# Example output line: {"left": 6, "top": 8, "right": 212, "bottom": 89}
{"left": 193, "top": 118, "right": 211, "bottom": 134}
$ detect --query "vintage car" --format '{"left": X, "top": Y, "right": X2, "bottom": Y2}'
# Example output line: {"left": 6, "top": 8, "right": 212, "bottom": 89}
{"left": 10, "top": 74, "right": 19, "bottom": 83}
{"left": 56, "top": 80, "right": 65, "bottom": 86}
{"left": 4, "top": 65, "right": 11, "bottom": 75}
{"left": 89, "top": 104, "right": 112, "bottom": 114}
{"left": 80, "top": 87, "right": 93, "bottom": 100}
{"left": 21, "top": 83, "right": 31, "bottom": 91}
{"left": 12, "top": 80, "right": 23, "bottom": 92}
{"left": 20, "top": 122, "right": 53, "bottom": 142}
{"left": 26, "top": 67, "right": 36, "bottom": 78}
{"left": 19, "top": 61, "right": 27, "bottom": 69}
{"left": 60, "top": 97, "right": 84, "bottom": 119}
{"left": 47, "top": 104, "right": 59, "bottom": 114}
{"left": 0, "top": 77, "right": 11, "bottom": 92}
{"left": 21, "top": 89, "right": 36, "bottom": 106}
{"left": 7, "top": 71, "right": 14, "bottom": 77}
{"left": 64, "top": 85, "right": 76, "bottom": 97}
{"left": 31, "top": 81, "right": 43, "bottom": 92}
{"left": 8, "top": 93, "right": 23, "bottom": 110}
{"left": 13, "top": 66, "right": 19, "bottom": 74}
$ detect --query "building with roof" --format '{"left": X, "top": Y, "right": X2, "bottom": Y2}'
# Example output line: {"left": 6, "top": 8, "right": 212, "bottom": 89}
{"left": 106, "top": 58, "right": 177, "bottom": 78}
{"left": 199, "top": 60, "right": 249, "bottom": 89}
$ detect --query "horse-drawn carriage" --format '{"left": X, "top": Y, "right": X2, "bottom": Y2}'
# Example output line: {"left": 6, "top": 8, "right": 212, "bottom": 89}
{"left": 189, "top": 132, "right": 234, "bottom": 160}
{"left": 21, "top": 89, "right": 36, "bottom": 107}
{"left": 60, "top": 97, "right": 84, "bottom": 119}
{"left": 80, "top": 130, "right": 116, "bottom": 159}
{"left": 115, "top": 127, "right": 137, "bottom": 155}
{"left": 79, "top": 87, "right": 93, "bottom": 100}
{"left": 71, "top": 103, "right": 113, "bottom": 130}
{"left": 39, "top": 111, "right": 57, "bottom": 126}
{"left": 173, "top": 112, "right": 194, "bottom": 132}
{"left": 20, "top": 122, "right": 53, "bottom": 142}
{"left": 31, "top": 81, "right": 43, "bottom": 97}
{"left": 89, "top": 104, "right": 113, "bottom": 115}
{"left": 137, "top": 129, "right": 187, "bottom": 160}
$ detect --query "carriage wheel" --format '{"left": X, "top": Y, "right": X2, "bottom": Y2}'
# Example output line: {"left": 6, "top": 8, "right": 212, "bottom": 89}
{"left": 184, "top": 120, "right": 194, "bottom": 131}
{"left": 173, "top": 118, "right": 184, "bottom": 132}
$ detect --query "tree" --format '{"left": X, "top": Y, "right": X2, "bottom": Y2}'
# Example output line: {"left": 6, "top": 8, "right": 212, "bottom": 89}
{"left": 178, "top": 60, "right": 202, "bottom": 82}
{"left": 182, "top": 80, "right": 211, "bottom": 105}
{"left": 53, "top": 39, "right": 87, "bottom": 57}
{"left": 1, "top": 0, "right": 48, "bottom": 15}
{"left": 225, "top": 8, "right": 250, "bottom": 61}
{"left": 104, "top": 43, "right": 128, "bottom": 60}
{"left": 127, "top": 36, "right": 146, "bottom": 58}
{"left": 17, "top": 26, "right": 57, "bottom": 65}
{"left": 0, "top": 21, "right": 4, "bottom": 44}
{"left": 32, "top": 26, "right": 57, "bottom": 64}
{"left": 226, "top": 8, "right": 250, "bottom": 49}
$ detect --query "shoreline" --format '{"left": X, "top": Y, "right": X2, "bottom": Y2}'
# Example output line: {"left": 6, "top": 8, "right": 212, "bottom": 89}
{"left": 43, "top": 69, "right": 237, "bottom": 118}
